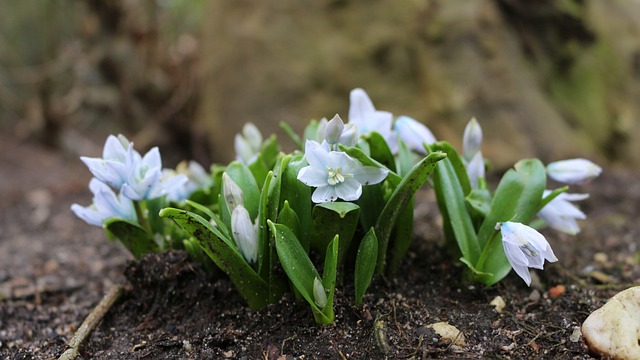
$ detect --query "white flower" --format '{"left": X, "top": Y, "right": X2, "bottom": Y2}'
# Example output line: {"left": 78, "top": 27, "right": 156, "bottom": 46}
{"left": 497, "top": 221, "right": 558, "bottom": 286}
{"left": 231, "top": 205, "right": 258, "bottom": 264}
{"left": 325, "top": 114, "right": 345, "bottom": 145}
{"left": 320, "top": 114, "right": 358, "bottom": 149}
{"left": 164, "top": 161, "right": 213, "bottom": 203}
{"left": 121, "top": 147, "right": 188, "bottom": 201}
{"left": 297, "top": 140, "right": 389, "bottom": 203}
{"left": 546, "top": 158, "right": 602, "bottom": 185}
{"left": 80, "top": 134, "right": 135, "bottom": 190}
{"left": 466, "top": 151, "right": 485, "bottom": 190}
{"left": 394, "top": 116, "right": 436, "bottom": 154}
{"left": 348, "top": 88, "right": 396, "bottom": 152}
{"left": 313, "top": 277, "right": 327, "bottom": 308}
{"left": 235, "top": 123, "right": 263, "bottom": 164}
{"left": 462, "top": 117, "right": 482, "bottom": 162}
{"left": 538, "top": 190, "right": 588, "bottom": 235}
{"left": 71, "top": 178, "right": 137, "bottom": 226}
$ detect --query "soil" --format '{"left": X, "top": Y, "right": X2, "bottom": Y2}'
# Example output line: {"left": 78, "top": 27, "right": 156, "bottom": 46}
{"left": 1, "top": 136, "right": 639, "bottom": 359}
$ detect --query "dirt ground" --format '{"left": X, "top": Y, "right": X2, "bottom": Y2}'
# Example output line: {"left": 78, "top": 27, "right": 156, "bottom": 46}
{"left": 1, "top": 136, "right": 639, "bottom": 359}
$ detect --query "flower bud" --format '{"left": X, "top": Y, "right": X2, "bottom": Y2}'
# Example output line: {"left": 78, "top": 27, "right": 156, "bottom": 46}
{"left": 546, "top": 158, "right": 602, "bottom": 185}
{"left": 222, "top": 173, "right": 244, "bottom": 212}
{"left": 231, "top": 205, "right": 258, "bottom": 264}
{"left": 466, "top": 151, "right": 485, "bottom": 189}
{"left": 315, "top": 118, "right": 328, "bottom": 142}
{"left": 234, "top": 134, "right": 255, "bottom": 164}
{"left": 463, "top": 117, "right": 482, "bottom": 162}
{"left": 313, "top": 277, "right": 327, "bottom": 308}
{"left": 325, "top": 114, "right": 345, "bottom": 145}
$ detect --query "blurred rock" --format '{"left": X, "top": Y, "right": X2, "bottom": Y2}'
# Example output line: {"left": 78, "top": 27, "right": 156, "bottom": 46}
{"left": 582, "top": 286, "right": 640, "bottom": 360}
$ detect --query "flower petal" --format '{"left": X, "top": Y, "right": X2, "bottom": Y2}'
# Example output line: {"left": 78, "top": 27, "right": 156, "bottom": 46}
{"left": 297, "top": 166, "right": 328, "bottom": 187}
{"left": 312, "top": 185, "right": 338, "bottom": 203}
{"left": 335, "top": 178, "right": 362, "bottom": 201}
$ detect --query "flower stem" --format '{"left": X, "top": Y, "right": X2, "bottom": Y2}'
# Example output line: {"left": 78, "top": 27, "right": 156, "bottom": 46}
{"left": 475, "top": 229, "right": 500, "bottom": 272}
{"left": 134, "top": 201, "right": 152, "bottom": 234}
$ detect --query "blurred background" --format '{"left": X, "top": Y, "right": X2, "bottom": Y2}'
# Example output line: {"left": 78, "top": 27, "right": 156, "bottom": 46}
{"left": 1, "top": 0, "right": 639, "bottom": 169}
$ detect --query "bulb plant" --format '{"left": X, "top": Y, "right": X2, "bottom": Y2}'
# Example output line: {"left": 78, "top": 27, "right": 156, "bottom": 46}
{"left": 72, "top": 88, "right": 601, "bottom": 324}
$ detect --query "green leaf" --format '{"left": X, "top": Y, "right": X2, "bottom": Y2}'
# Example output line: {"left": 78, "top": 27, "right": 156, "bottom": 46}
{"left": 270, "top": 221, "right": 332, "bottom": 324}
{"left": 277, "top": 201, "right": 303, "bottom": 249}
{"left": 537, "top": 186, "right": 569, "bottom": 212}
{"left": 321, "top": 236, "right": 339, "bottom": 323}
{"left": 310, "top": 202, "right": 360, "bottom": 267}
{"left": 364, "top": 131, "right": 396, "bottom": 173}
{"left": 354, "top": 228, "right": 378, "bottom": 305}
{"left": 374, "top": 151, "right": 446, "bottom": 274}
{"left": 260, "top": 135, "right": 280, "bottom": 169}
{"left": 302, "top": 119, "right": 320, "bottom": 144}
{"left": 225, "top": 161, "right": 261, "bottom": 219}
{"left": 104, "top": 218, "right": 155, "bottom": 259}
{"left": 387, "top": 198, "right": 414, "bottom": 273}
{"left": 280, "top": 121, "right": 303, "bottom": 149}
{"left": 429, "top": 143, "right": 480, "bottom": 266}
{"left": 248, "top": 154, "right": 271, "bottom": 189}
{"left": 257, "top": 171, "right": 274, "bottom": 279}
{"left": 160, "top": 208, "right": 270, "bottom": 309}
{"left": 396, "top": 138, "right": 420, "bottom": 177}
{"left": 430, "top": 142, "right": 471, "bottom": 196}
{"left": 473, "top": 159, "right": 546, "bottom": 286}
{"left": 279, "top": 154, "right": 312, "bottom": 247}
{"left": 465, "top": 189, "right": 492, "bottom": 222}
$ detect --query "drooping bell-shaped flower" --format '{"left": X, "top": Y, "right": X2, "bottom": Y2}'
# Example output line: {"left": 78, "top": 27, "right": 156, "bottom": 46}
{"left": 497, "top": 221, "right": 558, "bottom": 286}
{"left": 538, "top": 190, "right": 588, "bottom": 235}
{"left": 71, "top": 178, "right": 137, "bottom": 226}
{"left": 297, "top": 140, "right": 389, "bottom": 203}
{"left": 231, "top": 205, "right": 258, "bottom": 264}
{"left": 313, "top": 277, "right": 327, "bottom": 308}
{"left": 462, "top": 117, "right": 482, "bottom": 162}
{"left": 546, "top": 158, "right": 602, "bottom": 185}
{"left": 235, "top": 122, "right": 263, "bottom": 164}
{"left": 394, "top": 116, "right": 436, "bottom": 154}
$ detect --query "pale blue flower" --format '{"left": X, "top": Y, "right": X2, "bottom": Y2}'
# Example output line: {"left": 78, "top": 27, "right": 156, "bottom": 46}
{"left": 71, "top": 178, "right": 137, "bottom": 226}
{"left": 538, "top": 190, "right": 588, "bottom": 235}
{"left": 121, "top": 147, "right": 188, "bottom": 201}
{"left": 462, "top": 117, "right": 482, "bottom": 162}
{"left": 497, "top": 221, "right": 558, "bottom": 286}
{"left": 81, "top": 134, "right": 136, "bottom": 189}
{"left": 235, "top": 123, "right": 263, "bottom": 164}
{"left": 297, "top": 140, "right": 389, "bottom": 203}
{"left": 231, "top": 205, "right": 258, "bottom": 264}
{"left": 394, "top": 116, "right": 436, "bottom": 154}
{"left": 546, "top": 158, "right": 602, "bottom": 185}
{"left": 348, "top": 88, "right": 396, "bottom": 152}
{"left": 164, "top": 161, "right": 213, "bottom": 203}
{"left": 320, "top": 114, "right": 358, "bottom": 150}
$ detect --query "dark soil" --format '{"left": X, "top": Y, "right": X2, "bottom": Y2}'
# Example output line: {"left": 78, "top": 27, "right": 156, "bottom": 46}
{"left": 1, "top": 136, "right": 639, "bottom": 359}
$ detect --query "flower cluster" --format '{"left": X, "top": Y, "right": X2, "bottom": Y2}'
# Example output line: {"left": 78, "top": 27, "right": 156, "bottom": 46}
{"left": 72, "top": 87, "right": 602, "bottom": 324}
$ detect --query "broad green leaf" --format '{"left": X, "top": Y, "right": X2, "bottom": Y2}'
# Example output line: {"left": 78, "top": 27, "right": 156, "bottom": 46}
{"left": 473, "top": 159, "right": 546, "bottom": 286}
{"left": 364, "top": 132, "right": 396, "bottom": 173}
{"left": 396, "top": 138, "right": 420, "bottom": 177}
{"left": 257, "top": 172, "right": 274, "bottom": 279}
{"left": 185, "top": 200, "right": 231, "bottom": 240}
{"left": 225, "top": 161, "right": 261, "bottom": 219}
{"left": 466, "top": 188, "right": 492, "bottom": 224}
{"left": 354, "top": 228, "right": 378, "bottom": 305}
{"left": 356, "top": 184, "right": 386, "bottom": 231}
{"left": 302, "top": 119, "right": 320, "bottom": 144}
{"left": 248, "top": 154, "right": 270, "bottom": 189}
{"left": 260, "top": 135, "right": 280, "bottom": 169}
{"left": 387, "top": 198, "right": 414, "bottom": 273}
{"left": 374, "top": 151, "right": 446, "bottom": 274}
{"left": 429, "top": 143, "right": 480, "bottom": 267}
{"left": 279, "top": 154, "right": 312, "bottom": 247}
{"left": 104, "top": 218, "right": 155, "bottom": 259}
{"left": 270, "top": 221, "right": 331, "bottom": 324}
{"left": 431, "top": 142, "right": 471, "bottom": 196}
{"left": 160, "top": 208, "right": 269, "bottom": 309}
{"left": 310, "top": 202, "right": 360, "bottom": 266}
{"left": 277, "top": 201, "right": 302, "bottom": 249}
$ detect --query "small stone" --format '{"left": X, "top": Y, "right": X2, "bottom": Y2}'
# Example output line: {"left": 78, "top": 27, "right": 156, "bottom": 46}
{"left": 593, "top": 252, "right": 608, "bottom": 264}
{"left": 528, "top": 290, "right": 541, "bottom": 302}
{"left": 490, "top": 296, "right": 506, "bottom": 313}
{"left": 569, "top": 326, "right": 581, "bottom": 343}
{"left": 428, "top": 322, "right": 466, "bottom": 347}
{"left": 548, "top": 285, "right": 566, "bottom": 298}
{"left": 582, "top": 286, "right": 640, "bottom": 360}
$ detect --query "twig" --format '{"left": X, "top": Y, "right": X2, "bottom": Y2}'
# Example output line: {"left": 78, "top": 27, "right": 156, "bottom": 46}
{"left": 59, "top": 284, "right": 123, "bottom": 360}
